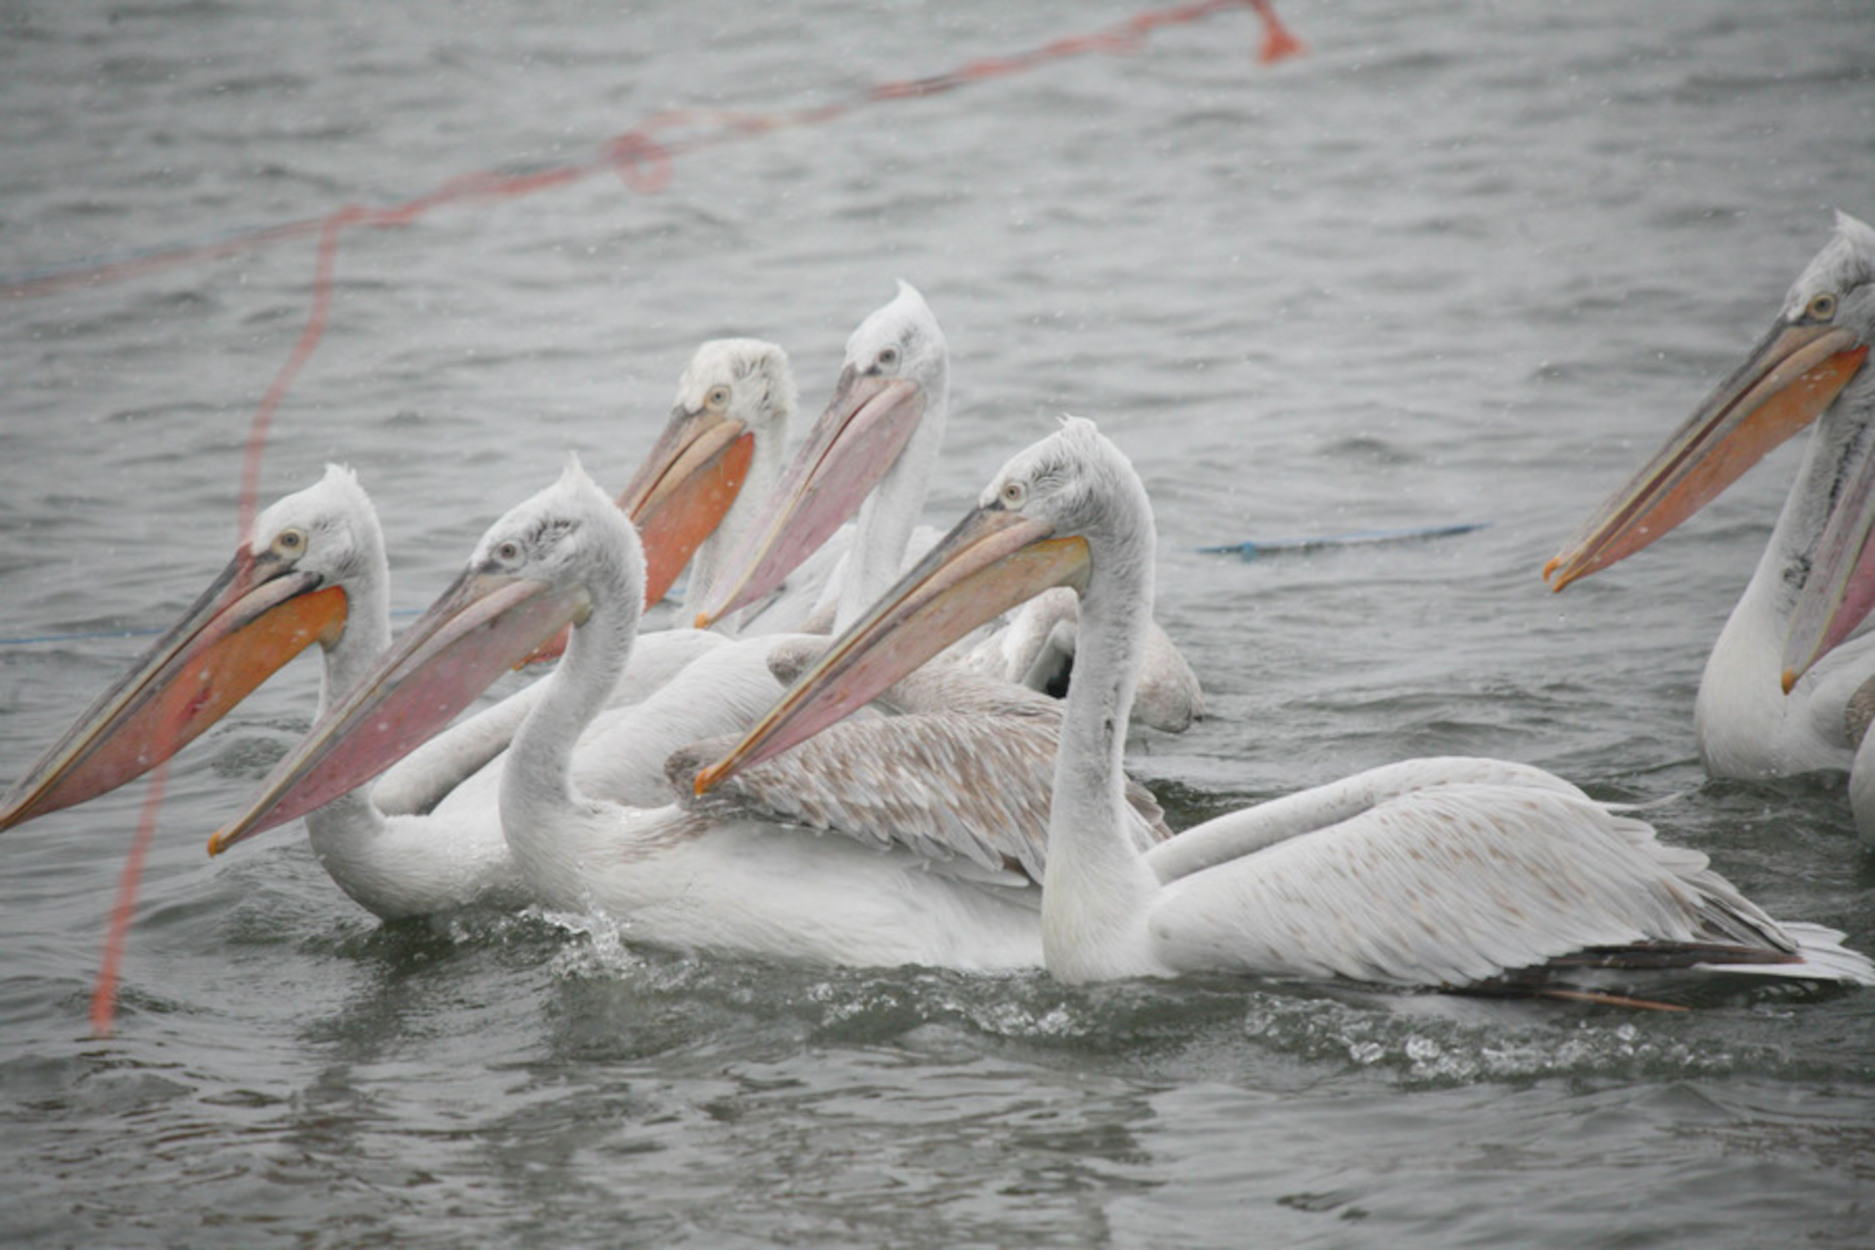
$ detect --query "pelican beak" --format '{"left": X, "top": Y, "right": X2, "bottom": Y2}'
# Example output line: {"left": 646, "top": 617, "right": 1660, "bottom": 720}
{"left": 206, "top": 567, "right": 588, "bottom": 855}
{"left": 692, "top": 370, "right": 925, "bottom": 628}
{"left": 1782, "top": 436, "right": 1875, "bottom": 692}
{"left": 694, "top": 502, "right": 1088, "bottom": 792}
{"left": 617, "top": 402, "right": 755, "bottom": 607}
{"left": 517, "top": 405, "right": 752, "bottom": 669}
{"left": 1545, "top": 319, "right": 1868, "bottom": 590}
{"left": 0, "top": 548, "right": 346, "bottom": 832}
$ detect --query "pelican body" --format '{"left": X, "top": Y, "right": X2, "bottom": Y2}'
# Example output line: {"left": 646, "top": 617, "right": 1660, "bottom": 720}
{"left": 206, "top": 461, "right": 1147, "bottom": 969}
{"left": 1547, "top": 213, "right": 1875, "bottom": 783}
{"left": 699, "top": 419, "right": 1873, "bottom": 996}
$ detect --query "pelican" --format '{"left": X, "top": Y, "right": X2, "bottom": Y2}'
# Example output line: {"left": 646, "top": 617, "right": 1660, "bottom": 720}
{"left": 206, "top": 460, "right": 1169, "bottom": 969}
{"left": 372, "top": 335, "right": 806, "bottom": 816}
{"left": 622, "top": 338, "right": 800, "bottom": 628}
{"left": 694, "top": 281, "right": 1205, "bottom": 730}
{"left": 0, "top": 465, "right": 534, "bottom": 916}
{"left": 0, "top": 339, "right": 799, "bottom": 915}
{"left": 695, "top": 281, "right": 952, "bottom": 633}
{"left": 697, "top": 419, "right": 1873, "bottom": 995}
{"left": 1545, "top": 212, "right": 1875, "bottom": 780}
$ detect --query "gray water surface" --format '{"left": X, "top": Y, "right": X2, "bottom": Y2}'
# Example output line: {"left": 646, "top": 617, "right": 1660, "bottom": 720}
{"left": 3, "top": 2, "right": 1874, "bottom": 1246}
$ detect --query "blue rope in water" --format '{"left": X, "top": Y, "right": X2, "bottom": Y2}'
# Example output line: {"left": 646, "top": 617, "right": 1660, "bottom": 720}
{"left": 1199, "top": 521, "right": 1491, "bottom": 560}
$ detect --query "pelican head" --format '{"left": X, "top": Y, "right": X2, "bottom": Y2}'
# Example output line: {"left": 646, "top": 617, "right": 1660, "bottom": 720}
{"left": 208, "top": 459, "right": 639, "bottom": 854}
{"left": 617, "top": 338, "right": 795, "bottom": 607}
{"left": 0, "top": 466, "right": 374, "bottom": 832}
{"left": 695, "top": 418, "right": 1141, "bottom": 791}
{"left": 1545, "top": 212, "right": 1875, "bottom": 591}
{"left": 692, "top": 281, "right": 947, "bottom": 628}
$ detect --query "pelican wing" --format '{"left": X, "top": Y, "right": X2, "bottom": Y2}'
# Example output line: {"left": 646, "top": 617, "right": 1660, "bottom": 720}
{"left": 670, "top": 710, "right": 1168, "bottom": 881}
{"left": 1146, "top": 782, "right": 1834, "bottom": 988}
{"left": 1143, "top": 756, "right": 1590, "bottom": 884}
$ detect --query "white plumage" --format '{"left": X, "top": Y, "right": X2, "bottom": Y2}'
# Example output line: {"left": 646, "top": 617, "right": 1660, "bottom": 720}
{"left": 703, "top": 418, "right": 1874, "bottom": 995}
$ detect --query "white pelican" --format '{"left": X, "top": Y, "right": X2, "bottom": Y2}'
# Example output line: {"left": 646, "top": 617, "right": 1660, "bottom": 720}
{"left": 0, "top": 465, "right": 532, "bottom": 916}
{"left": 371, "top": 335, "right": 806, "bottom": 816}
{"left": 206, "top": 460, "right": 1168, "bottom": 968}
{"left": 622, "top": 338, "right": 800, "bottom": 627}
{"left": 694, "top": 281, "right": 1205, "bottom": 731}
{"left": 0, "top": 339, "right": 799, "bottom": 915}
{"left": 695, "top": 281, "right": 952, "bottom": 633}
{"left": 1545, "top": 212, "right": 1875, "bottom": 781}
{"left": 697, "top": 419, "right": 1874, "bottom": 995}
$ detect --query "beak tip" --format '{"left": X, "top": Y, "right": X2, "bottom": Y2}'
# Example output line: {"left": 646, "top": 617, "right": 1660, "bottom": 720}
{"left": 693, "top": 764, "right": 719, "bottom": 796}
{"left": 1780, "top": 668, "right": 1800, "bottom": 695}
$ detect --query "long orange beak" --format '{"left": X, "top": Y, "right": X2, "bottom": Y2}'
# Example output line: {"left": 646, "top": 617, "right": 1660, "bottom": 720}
{"left": 694, "top": 501, "right": 1088, "bottom": 792}
{"left": 206, "top": 567, "right": 587, "bottom": 855}
{"left": 617, "top": 403, "right": 756, "bottom": 608}
{"left": 0, "top": 549, "right": 346, "bottom": 832}
{"left": 1545, "top": 320, "right": 1867, "bottom": 590}
{"left": 692, "top": 371, "right": 925, "bottom": 628}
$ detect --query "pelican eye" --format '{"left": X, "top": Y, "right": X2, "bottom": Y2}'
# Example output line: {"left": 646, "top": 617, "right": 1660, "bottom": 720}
{"left": 874, "top": 345, "right": 900, "bottom": 372}
{"left": 999, "top": 480, "right": 1028, "bottom": 509}
{"left": 706, "top": 385, "right": 730, "bottom": 410}
{"left": 494, "top": 539, "right": 524, "bottom": 565}
{"left": 1806, "top": 292, "right": 1838, "bottom": 323}
{"left": 272, "top": 528, "right": 307, "bottom": 558}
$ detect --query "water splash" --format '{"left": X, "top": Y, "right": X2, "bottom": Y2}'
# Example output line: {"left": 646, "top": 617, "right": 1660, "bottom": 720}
{"left": 1237, "top": 992, "right": 1795, "bottom": 1087}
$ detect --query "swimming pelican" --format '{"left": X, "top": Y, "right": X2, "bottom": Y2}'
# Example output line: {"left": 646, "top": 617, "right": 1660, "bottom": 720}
{"left": 0, "top": 339, "right": 798, "bottom": 915}
{"left": 697, "top": 419, "right": 1873, "bottom": 994}
{"left": 371, "top": 335, "right": 805, "bottom": 815}
{"left": 621, "top": 338, "right": 798, "bottom": 626}
{"left": 206, "top": 460, "right": 1168, "bottom": 968}
{"left": 694, "top": 281, "right": 1204, "bottom": 730}
{"left": 695, "top": 281, "right": 952, "bottom": 633}
{"left": 0, "top": 466, "right": 534, "bottom": 915}
{"left": 1545, "top": 212, "right": 1875, "bottom": 781}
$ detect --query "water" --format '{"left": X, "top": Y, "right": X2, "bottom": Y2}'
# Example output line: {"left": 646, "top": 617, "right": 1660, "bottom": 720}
{"left": 3, "top": 0, "right": 1874, "bottom": 1244}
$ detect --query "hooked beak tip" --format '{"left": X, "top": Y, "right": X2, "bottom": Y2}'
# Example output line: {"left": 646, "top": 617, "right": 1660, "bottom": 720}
{"left": 1543, "top": 557, "right": 1583, "bottom": 593}
{"left": 206, "top": 817, "right": 262, "bottom": 857}
{"left": 693, "top": 763, "right": 723, "bottom": 795}
{"left": 1781, "top": 668, "right": 1800, "bottom": 695}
